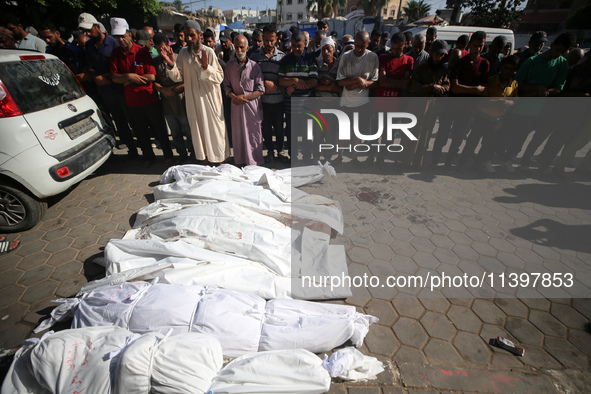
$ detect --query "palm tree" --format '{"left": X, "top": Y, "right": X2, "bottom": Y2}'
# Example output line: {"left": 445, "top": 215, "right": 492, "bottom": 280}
{"left": 402, "top": 0, "right": 432, "bottom": 23}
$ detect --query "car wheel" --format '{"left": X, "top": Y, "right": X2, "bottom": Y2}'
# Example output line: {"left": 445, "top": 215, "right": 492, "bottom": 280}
{"left": 0, "top": 184, "right": 47, "bottom": 233}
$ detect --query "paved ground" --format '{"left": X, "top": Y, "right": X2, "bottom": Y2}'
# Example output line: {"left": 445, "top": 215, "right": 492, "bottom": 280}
{"left": 1, "top": 146, "right": 591, "bottom": 392}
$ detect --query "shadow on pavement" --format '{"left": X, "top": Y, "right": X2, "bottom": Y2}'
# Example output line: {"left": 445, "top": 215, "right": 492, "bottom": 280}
{"left": 495, "top": 182, "right": 591, "bottom": 210}
{"left": 510, "top": 219, "right": 591, "bottom": 255}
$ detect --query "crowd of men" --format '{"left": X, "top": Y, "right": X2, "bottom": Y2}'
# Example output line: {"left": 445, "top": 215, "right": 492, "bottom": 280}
{"left": 1, "top": 14, "right": 590, "bottom": 176}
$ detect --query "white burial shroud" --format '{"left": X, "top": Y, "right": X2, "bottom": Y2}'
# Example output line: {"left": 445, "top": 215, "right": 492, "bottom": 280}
{"left": 93, "top": 164, "right": 350, "bottom": 299}
{"left": 36, "top": 282, "right": 378, "bottom": 358}
{"left": 2, "top": 326, "right": 338, "bottom": 394}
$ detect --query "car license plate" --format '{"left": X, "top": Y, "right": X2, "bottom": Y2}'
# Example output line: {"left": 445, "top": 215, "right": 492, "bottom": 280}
{"left": 64, "top": 116, "right": 95, "bottom": 139}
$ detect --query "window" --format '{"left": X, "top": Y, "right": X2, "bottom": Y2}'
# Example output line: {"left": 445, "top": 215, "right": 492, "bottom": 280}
{"left": 298, "top": 12, "right": 303, "bottom": 19}
{"left": 286, "top": 13, "right": 292, "bottom": 20}
{"left": 287, "top": 0, "right": 292, "bottom": 4}
{"left": 391, "top": 9, "right": 396, "bottom": 16}
{"left": 298, "top": 0, "right": 304, "bottom": 3}
{"left": 383, "top": 8, "right": 387, "bottom": 15}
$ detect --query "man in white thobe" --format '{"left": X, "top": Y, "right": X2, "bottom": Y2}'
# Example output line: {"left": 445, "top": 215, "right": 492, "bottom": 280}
{"left": 161, "top": 20, "right": 229, "bottom": 164}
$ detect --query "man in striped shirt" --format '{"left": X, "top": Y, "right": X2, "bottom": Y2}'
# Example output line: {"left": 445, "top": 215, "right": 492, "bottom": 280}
{"left": 250, "top": 25, "right": 286, "bottom": 162}
{"left": 278, "top": 30, "right": 318, "bottom": 162}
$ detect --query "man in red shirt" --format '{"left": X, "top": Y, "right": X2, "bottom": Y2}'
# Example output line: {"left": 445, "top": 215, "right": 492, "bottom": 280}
{"left": 376, "top": 32, "right": 413, "bottom": 98}
{"left": 109, "top": 17, "right": 173, "bottom": 168}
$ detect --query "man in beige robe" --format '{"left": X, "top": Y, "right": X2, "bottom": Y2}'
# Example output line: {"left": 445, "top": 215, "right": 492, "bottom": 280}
{"left": 160, "top": 20, "right": 229, "bottom": 164}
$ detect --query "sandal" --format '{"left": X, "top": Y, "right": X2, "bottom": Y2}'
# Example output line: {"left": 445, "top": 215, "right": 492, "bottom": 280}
{"left": 0, "top": 239, "right": 20, "bottom": 255}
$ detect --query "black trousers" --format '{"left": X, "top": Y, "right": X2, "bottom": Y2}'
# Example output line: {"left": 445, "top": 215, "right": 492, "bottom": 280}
{"left": 127, "top": 102, "right": 173, "bottom": 159}
{"left": 262, "top": 102, "right": 284, "bottom": 155}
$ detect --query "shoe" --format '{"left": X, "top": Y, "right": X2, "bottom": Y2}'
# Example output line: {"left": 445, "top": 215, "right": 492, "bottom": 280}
{"left": 482, "top": 160, "right": 496, "bottom": 174}
{"left": 502, "top": 160, "right": 515, "bottom": 173}
{"left": 141, "top": 158, "right": 155, "bottom": 168}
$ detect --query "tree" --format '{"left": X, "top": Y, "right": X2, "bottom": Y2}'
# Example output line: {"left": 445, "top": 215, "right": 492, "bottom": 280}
{"left": 566, "top": 4, "right": 591, "bottom": 29}
{"left": 307, "top": 0, "right": 347, "bottom": 19}
{"left": 4, "top": 0, "right": 162, "bottom": 32}
{"left": 466, "top": 0, "right": 524, "bottom": 28}
{"left": 356, "top": 0, "right": 387, "bottom": 17}
{"left": 402, "top": 0, "right": 432, "bottom": 23}
{"left": 172, "top": 0, "right": 185, "bottom": 13}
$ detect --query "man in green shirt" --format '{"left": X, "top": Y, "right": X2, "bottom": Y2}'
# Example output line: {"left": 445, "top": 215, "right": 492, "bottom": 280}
{"left": 516, "top": 32, "right": 575, "bottom": 169}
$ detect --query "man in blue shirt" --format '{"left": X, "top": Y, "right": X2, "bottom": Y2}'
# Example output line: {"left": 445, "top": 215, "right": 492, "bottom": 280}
{"left": 250, "top": 25, "right": 286, "bottom": 162}
{"left": 278, "top": 30, "right": 318, "bottom": 162}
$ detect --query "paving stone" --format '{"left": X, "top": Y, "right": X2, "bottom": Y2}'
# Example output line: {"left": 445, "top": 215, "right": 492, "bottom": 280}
{"left": 390, "top": 256, "right": 418, "bottom": 275}
{"left": 544, "top": 337, "right": 589, "bottom": 369}
{"left": 432, "top": 248, "right": 459, "bottom": 265}
{"left": 453, "top": 331, "right": 491, "bottom": 365}
{"left": 23, "top": 298, "right": 57, "bottom": 325}
{"left": 70, "top": 234, "right": 100, "bottom": 250}
{"left": 365, "top": 299, "right": 397, "bottom": 326}
{"left": 519, "top": 346, "right": 562, "bottom": 369}
{"left": 392, "top": 317, "right": 428, "bottom": 349}
{"left": 447, "top": 305, "right": 482, "bottom": 333}
{"left": 16, "top": 251, "right": 50, "bottom": 270}
{"left": 521, "top": 298, "right": 550, "bottom": 312}
{"left": 505, "top": 317, "right": 543, "bottom": 347}
{"left": 41, "top": 227, "right": 71, "bottom": 242}
{"left": 51, "top": 261, "right": 82, "bottom": 281}
{"left": 418, "top": 297, "right": 449, "bottom": 314}
{"left": 489, "top": 353, "right": 525, "bottom": 369}
{"left": 369, "top": 245, "right": 394, "bottom": 261}
{"left": 351, "top": 233, "right": 374, "bottom": 248}
{"left": 46, "top": 248, "right": 78, "bottom": 267}
{"left": 20, "top": 280, "right": 59, "bottom": 304}
{"left": 348, "top": 247, "right": 373, "bottom": 265}
{"left": 365, "top": 325, "right": 398, "bottom": 357}
{"left": 529, "top": 310, "right": 567, "bottom": 338}
{"left": 0, "top": 302, "right": 29, "bottom": 332}
{"left": 326, "top": 384, "right": 347, "bottom": 394}
{"left": 0, "top": 323, "right": 32, "bottom": 349}
{"left": 17, "top": 265, "right": 54, "bottom": 286}
{"left": 0, "top": 285, "right": 25, "bottom": 309}
{"left": 380, "top": 387, "right": 406, "bottom": 394}
{"left": 389, "top": 240, "right": 416, "bottom": 258}
{"left": 411, "top": 252, "right": 439, "bottom": 270}
{"left": 422, "top": 339, "right": 463, "bottom": 366}
{"left": 452, "top": 245, "right": 479, "bottom": 261}
{"left": 347, "top": 388, "right": 380, "bottom": 394}
{"left": 568, "top": 329, "right": 591, "bottom": 357}
{"left": 0, "top": 269, "right": 24, "bottom": 289}
{"left": 494, "top": 298, "right": 528, "bottom": 318}
{"left": 572, "top": 298, "right": 591, "bottom": 320}
{"left": 392, "top": 298, "right": 425, "bottom": 320}
{"left": 420, "top": 311, "right": 455, "bottom": 341}
{"left": 42, "top": 236, "right": 74, "bottom": 254}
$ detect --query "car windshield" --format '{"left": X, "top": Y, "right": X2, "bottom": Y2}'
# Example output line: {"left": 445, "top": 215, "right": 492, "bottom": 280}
{"left": 0, "top": 58, "right": 85, "bottom": 115}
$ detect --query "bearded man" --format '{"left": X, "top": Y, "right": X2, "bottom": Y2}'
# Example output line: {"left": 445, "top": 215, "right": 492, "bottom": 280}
{"left": 160, "top": 20, "right": 229, "bottom": 165}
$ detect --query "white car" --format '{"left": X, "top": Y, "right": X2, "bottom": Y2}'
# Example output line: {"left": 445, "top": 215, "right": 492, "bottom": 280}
{"left": 0, "top": 49, "right": 115, "bottom": 232}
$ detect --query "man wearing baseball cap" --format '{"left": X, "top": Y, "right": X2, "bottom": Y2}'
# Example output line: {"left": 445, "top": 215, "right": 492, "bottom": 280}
{"left": 109, "top": 17, "right": 174, "bottom": 168}
{"left": 78, "top": 12, "right": 138, "bottom": 159}
{"left": 516, "top": 30, "right": 547, "bottom": 68}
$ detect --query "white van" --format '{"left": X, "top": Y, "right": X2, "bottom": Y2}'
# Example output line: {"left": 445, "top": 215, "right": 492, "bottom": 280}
{"left": 405, "top": 25, "right": 515, "bottom": 53}
{"left": 0, "top": 50, "right": 114, "bottom": 232}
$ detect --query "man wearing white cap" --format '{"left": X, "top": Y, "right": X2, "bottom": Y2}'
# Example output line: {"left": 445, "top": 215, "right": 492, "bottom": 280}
{"left": 159, "top": 20, "right": 229, "bottom": 165}
{"left": 78, "top": 12, "right": 137, "bottom": 158}
{"left": 109, "top": 17, "right": 174, "bottom": 168}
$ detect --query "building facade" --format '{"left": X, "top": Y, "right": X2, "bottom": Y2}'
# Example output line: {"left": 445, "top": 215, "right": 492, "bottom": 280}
{"left": 223, "top": 8, "right": 260, "bottom": 23}
{"left": 518, "top": 0, "right": 588, "bottom": 33}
